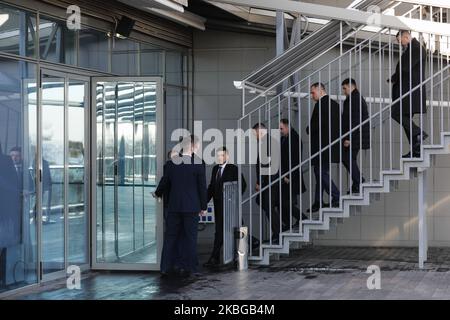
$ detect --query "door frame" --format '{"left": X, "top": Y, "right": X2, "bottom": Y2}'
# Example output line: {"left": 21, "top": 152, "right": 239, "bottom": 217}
{"left": 90, "top": 76, "right": 164, "bottom": 271}
{"left": 38, "top": 68, "right": 91, "bottom": 282}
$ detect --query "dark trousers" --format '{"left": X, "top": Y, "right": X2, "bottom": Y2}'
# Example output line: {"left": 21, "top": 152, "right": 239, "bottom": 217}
{"left": 161, "top": 212, "right": 199, "bottom": 273}
{"left": 281, "top": 184, "right": 301, "bottom": 227}
{"left": 0, "top": 248, "right": 6, "bottom": 287}
{"left": 392, "top": 112, "right": 422, "bottom": 144}
{"left": 211, "top": 199, "right": 223, "bottom": 261}
{"left": 314, "top": 165, "right": 340, "bottom": 203}
{"left": 258, "top": 183, "right": 281, "bottom": 237}
{"left": 161, "top": 208, "right": 182, "bottom": 269}
{"left": 342, "top": 148, "right": 363, "bottom": 186}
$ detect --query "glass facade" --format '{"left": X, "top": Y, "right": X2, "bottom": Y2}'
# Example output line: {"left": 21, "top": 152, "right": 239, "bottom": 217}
{"left": 0, "top": 1, "right": 189, "bottom": 295}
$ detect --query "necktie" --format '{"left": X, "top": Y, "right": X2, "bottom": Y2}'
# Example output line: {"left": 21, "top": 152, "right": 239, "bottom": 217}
{"left": 216, "top": 166, "right": 223, "bottom": 181}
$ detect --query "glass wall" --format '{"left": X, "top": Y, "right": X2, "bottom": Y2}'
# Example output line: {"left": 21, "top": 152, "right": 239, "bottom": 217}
{"left": 0, "top": 1, "right": 189, "bottom": 293}
{"left": 0, "top": 57, "right": 38, "bottom": 293}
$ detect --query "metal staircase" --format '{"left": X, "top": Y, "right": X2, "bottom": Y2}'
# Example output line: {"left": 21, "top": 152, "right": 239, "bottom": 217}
{"left": 237, "top": 9, "right": 450, "bottom": 268}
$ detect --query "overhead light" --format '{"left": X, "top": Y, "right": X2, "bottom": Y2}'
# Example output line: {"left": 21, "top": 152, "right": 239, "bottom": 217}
{"left": 233, "top": 81, "right": 243, "bottom": 89}
{"left": 153, "top": 0, "right": 184, "bottom": 13}
{"left": 0, "top": 14, "right": 9, "bottom": 27}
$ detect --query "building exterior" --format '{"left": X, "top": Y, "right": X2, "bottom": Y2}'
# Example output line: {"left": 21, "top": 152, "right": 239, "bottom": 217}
{"left": 1, "top": 0, "right": 450, "bottom": 298}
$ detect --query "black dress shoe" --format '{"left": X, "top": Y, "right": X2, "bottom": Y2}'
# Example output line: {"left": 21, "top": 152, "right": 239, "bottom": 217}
{"left": 203, "top": 257, "right": 220, "bottom": 268}
{"left": 414, "top": 132, "right": 429, "bottom": 148}
{"left": 331, "top": 200, "right": 340, "bottom": 208}
{"left": 306, "top": 202, "right": 328, "bottom": 213}
{"left": 402, "top": 149, "right": 421, "bottom": 158}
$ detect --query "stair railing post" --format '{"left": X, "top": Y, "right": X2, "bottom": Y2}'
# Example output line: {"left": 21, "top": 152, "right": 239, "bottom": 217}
{"left": 417, "top": 167, "right": 428, "bottom": 269}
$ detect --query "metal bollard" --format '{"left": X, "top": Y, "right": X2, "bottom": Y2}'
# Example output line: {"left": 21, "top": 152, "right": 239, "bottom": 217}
{"left": 236, "top": 226, "right": 248, "bottom": 271}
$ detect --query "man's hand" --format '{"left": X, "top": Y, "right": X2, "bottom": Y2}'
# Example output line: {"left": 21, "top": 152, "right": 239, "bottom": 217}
{"left": 151, "top": 192, "right": 157, "bottom": 198}
{"left": 255, "top": 183, "right": 260, "bottom": 192}
{"left": 283, "top": 177, "right": 289, "bottom": 184}
{"left": 343, "top": 140, "right": 350, "bottom": 148}
{"left": 199, "top": 210, "right": 207, "bottom": 216}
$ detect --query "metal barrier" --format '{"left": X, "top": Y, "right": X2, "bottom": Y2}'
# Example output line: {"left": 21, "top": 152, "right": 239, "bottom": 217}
{"left": 223, "top": 181, "right": 240, "bottom": 265}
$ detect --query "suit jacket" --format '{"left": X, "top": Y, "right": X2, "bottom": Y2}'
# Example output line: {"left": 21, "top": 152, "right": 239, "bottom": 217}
{"left": 391, "top": 38, "right": 427, "bottom": 118}
{"left": 207, "top": 163, "right": 247, "bottom": 209}
{"left": 280, "top": 128, "right": 306, "bottom": 194}
{"left": 165, "top": 154, "right": 207, "bottom": 213}
{"left": 309, "top": 95, "right": 341, "bottom": 165}
{"left": 342, "top": 89, "right": 370, "bottom": 151}
{"left": 0, "top": 154, "right": 20, "bottom": 248}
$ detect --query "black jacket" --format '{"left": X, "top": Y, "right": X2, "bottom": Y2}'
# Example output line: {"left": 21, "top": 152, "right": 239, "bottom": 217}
{"left": 280, "top": 128, "right": 306, "bottom": 194}
{"left": 0, "top": 154, "right": 20, "bottom": 248}
{"left": 165, "top": 154, "right": 207, "bottom": 213}
{"left": 342, "top": 89, "right": 370, "bottom": 151}
{"left": 155, "top": 160, "right": 171, "bottom": 208}
{"left": 207, "top": 163, "right": 247, "bottom": 213}
{"left": 309, "top": 95, "right": 341, "bottom": 165}
{"left": 391, "top": 38, "right": 427, "bottom": 119}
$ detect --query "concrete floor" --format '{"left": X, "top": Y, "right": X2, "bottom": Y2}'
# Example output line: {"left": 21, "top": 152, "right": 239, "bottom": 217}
{"left": 6, "top": 246, "right": 450, "bottom": 300}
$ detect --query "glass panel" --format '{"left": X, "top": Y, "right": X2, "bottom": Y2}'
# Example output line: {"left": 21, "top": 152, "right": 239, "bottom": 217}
{"left": 39, "top": 17, "right": 76, "bottom": 65}
{"left": 117, "top": 82, "right": 135, "bottom": 257}
{"left": 0, "top": 4, "right": 36, "bottom": 57}
{"left": 140, "top": 43, "right": 163, "bottom": 76}
{"left": 97, "top": 82, "right": 116, "bottom": 262}
{"left": 41, "top": 74, "right": 65, "bottom": 275}
{"left": 165, "top": 51, "right": 183, "bottom": 85}
{"left": 112, "top": 39, "right": 138, "bottom": 75}
{"left": 96, "top": 80, "right": 158, "bottom": 265}
{"left": 143, "top": 82, "right": 157, "bottom": 254}
{"left": 0, "top": 58, "right": 37, "bottom": 293}
{"left": 79, "top": 28, "right": 110, "bottom": 72}
{"left": 68, "top": 79, "right": 87, "bottom": 265}
{"left": 165, "top": 86, "right": 184, "bottom": 151}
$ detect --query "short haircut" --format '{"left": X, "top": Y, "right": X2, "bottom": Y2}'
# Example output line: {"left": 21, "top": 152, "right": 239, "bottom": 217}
{"left": 396, "top": 30, "right": 410, "bottom": 37}
{"left": 181, "top": 134, "right": 199, "bottom": 150}
{"left": 216, "top": 146, "right": 228, "bottom": 154}
{"left": 311, "top": 82, "right": 326, "bottom": 91}
{"left": 342, "top": 78, "right": 357, "bottom": 87}
{"left": 10, "top": 146, "right": 21, "bottom": 153}
{"left": 280, "top": 118, "right": 289, "bottom": 125}
{"left": 252, "top": 122, "right": 266, "bottom": 130}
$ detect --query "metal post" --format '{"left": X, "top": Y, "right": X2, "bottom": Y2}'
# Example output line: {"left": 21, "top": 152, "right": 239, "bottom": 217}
{"left": 418, "top": 167, "right": 428, "bottom": 269}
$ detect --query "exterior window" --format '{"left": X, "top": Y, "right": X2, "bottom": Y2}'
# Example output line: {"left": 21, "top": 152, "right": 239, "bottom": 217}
{"left": 39, "top": 16, "right": 76, "bottom": 65}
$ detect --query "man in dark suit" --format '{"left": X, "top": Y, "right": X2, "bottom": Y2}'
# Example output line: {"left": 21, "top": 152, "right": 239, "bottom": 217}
{"left": 390, "top": 30, "right": 428, "bottom": 158}
{"left": 279, "top": 119, "right": 307, "bottom": 229}
{"left": 204, "top": 147, "right": 247, "bottom": 267}
{"left": 341, "top": 79, "right": 370, "bottom": 194}
{"left": 307, "top": 83, "right": 340, "bottom": 212}
{"left": 253, "top": 123, "right": 281, "bottom": 244}
{"left": 160, "top": 135, "right": 207, "bottom": 277}
{"left": 0, "top": 151, "right": 20, "bottom": 288}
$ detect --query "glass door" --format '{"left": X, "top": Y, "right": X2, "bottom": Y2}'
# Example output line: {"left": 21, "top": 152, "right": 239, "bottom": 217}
{"left": 39, "top": 70, "right": 89, "bottom": 280}
{"left": 92, "top": 77, "right": 163, "bottom": 271}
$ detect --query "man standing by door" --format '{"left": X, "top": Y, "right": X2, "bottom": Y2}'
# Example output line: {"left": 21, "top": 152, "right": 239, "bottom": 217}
{"left": 160, "top": 135, "right": 207, "bottom": 277}
{"left": 204, "top": 147, "right": 247, "bottom": 267}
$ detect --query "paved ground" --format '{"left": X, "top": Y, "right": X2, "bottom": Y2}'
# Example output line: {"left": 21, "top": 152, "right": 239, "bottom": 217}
{"left": 6, "top": 246, "right": 450, "bottom": 300}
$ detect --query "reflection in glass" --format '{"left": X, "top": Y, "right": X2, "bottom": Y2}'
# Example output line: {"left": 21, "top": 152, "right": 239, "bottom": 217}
{"left": 0, "top": 3, "right": 36, "bottom": 57}
{"left": 96, "top": 81, "right": 158, "bottom": 264}
{"left": 0, "top": 57, "right": 37, "bottom": 293}
{"left": 41, "top": 75, "right": 65, "bottom": 275}
{"left": 39, "top": 16, "right": 76, "bottom": 65}
{"left": 79, "top": 28, "right": 109, "bottom": 72}
{"left": 112, "top": 39, "right": 138, "bottom": 75}
{"left": 68, "top": 80, "right": 88, "bottom": 265}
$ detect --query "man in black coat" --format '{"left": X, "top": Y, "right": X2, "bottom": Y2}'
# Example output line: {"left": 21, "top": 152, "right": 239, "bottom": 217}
{"left": 279, "top": 119, "right": 307, "bottom": 228}
{"left": 307, "top": 83, "right": 340, "bottom": 212}
{"left": 253, "top": 122, "right": 281, "bottom": 243}
{"left": 204, "top": 146, "right": 247, "bottom": 267}
{"left": 341, "top": 79, "right": 370, "bottom": 194}
{"left": 160, "top": 135, "right": 207, "bottom": 277}
{"left": 0, "top": 151, "right": 20, "bottom": 288}
{"left": 390, "top": 30, "right": 428, "bottom": 158}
